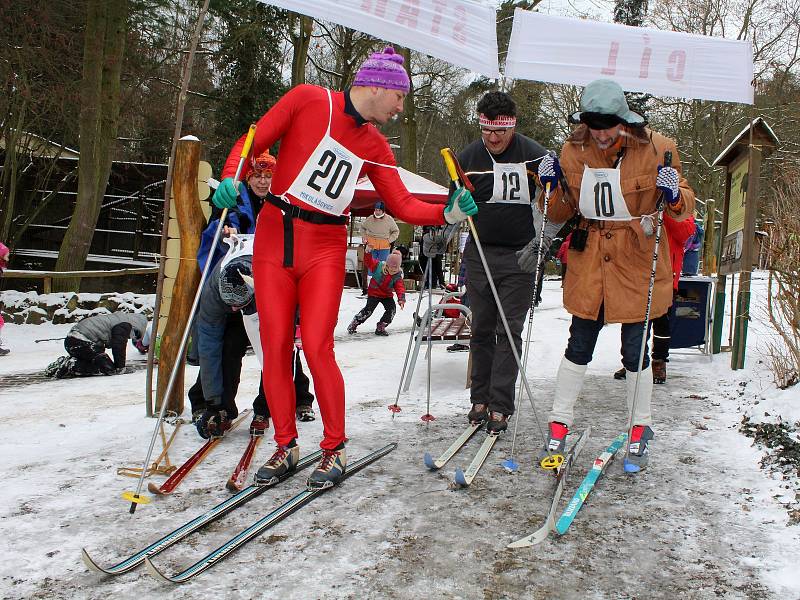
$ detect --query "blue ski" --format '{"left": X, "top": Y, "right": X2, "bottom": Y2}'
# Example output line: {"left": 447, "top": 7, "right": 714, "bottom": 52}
{"left": 555, "top": 433, "right": 626, "bottom": 535}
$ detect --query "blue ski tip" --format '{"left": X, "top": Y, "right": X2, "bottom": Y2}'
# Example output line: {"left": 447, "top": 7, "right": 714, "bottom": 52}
{"left": 423, "top": 452, "right": 436, "bottom": 470}
{"left": 454, "top": 468, "right": 467, "bottom": 486}
{"left": 501, "top": 458, "right": 519, "bottom": 473}
{"left": 623, "top": 459, "right": 641, "bottom": 473}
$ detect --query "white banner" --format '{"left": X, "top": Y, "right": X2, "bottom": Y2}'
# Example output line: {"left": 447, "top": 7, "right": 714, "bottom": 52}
{"left": 258, "top": 0, "right": 500, "bottom": 78}
{"left": 505, "top": 10, "right": 754, "bottom": 104}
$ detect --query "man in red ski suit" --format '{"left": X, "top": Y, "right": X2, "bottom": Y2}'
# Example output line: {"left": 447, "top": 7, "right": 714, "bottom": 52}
{"left": 347, "top": 248, "right": 406, "bottom": 336}
{"left": 213, "top": 46, "right": 478, "bottom": 489}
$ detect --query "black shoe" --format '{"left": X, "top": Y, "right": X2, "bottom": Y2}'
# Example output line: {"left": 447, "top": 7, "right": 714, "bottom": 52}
{"left": 375, "top": 322, "right": 389, "bottom": 336}
{"left": 0, "top": 347, "right": 10, "bottom": 356}
{"left": 486, "top": 412, "right": 508, "bottom": 434}
{"left": 447, "top": 343, "right": 469, "bottom": 353}
{"left": 296, "top": 405, "right": 316, "bottom": 422}
{"left": 613, "top": 367, "right": 627, "bottom": 380}
{"left": 468, "top": 403, "right": 488, "bottom": 424}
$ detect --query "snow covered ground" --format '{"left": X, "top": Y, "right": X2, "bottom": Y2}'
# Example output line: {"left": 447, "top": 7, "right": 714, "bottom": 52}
{"left": 1, "top": 273, "right": 798, "bottom": 599}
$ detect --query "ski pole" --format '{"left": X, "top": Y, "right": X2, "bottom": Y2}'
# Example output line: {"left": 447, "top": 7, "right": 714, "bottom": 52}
{"left": 624, "top": 151, "right": 672, "bottom": 470}
{"left": 421, "top": 248, "right": 435, "bottom": 422}
{"left": 389, "top": 257, "right": 432, "bottom": 415}
{"left": 440, "top": 148, "right": 547, "bottom": 443}
{"left": 35, "top": 337, "right": 66, "bottom": 343}
{"left": 125, "top": 123, "right": 257, "bottom": 515}
{"left": 504, "top": 180, "right": 551, "bottom": 472}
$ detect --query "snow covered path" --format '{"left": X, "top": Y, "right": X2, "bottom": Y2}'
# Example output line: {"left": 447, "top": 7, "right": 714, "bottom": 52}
{"left": 1, "top": 279, "right": 798, "bottom": 599}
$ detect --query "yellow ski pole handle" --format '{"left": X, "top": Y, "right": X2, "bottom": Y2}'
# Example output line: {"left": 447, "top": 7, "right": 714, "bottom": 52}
{"left": 540, "top": 453, "right": 564, "bottom": 470}
{"left": 240, "top": 123, "right": 257, "bottom": 160}
{"left": 440, "top": 148, "right": 461, "bottom": 187}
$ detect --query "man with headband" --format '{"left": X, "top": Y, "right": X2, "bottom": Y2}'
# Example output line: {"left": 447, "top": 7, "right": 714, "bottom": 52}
{"left": 536, "top": 79, "right": 695, "bottom": 472}
{"left": 453, "top": 91, "right": 552, "bottom": 434}
{"left": 213, "top": 46, "right": 478, "bottom": 489}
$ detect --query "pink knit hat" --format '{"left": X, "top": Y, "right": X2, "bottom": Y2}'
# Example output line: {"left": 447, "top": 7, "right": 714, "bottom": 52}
{"left": 353, "top": 46, "right": 410, "bottom": 94}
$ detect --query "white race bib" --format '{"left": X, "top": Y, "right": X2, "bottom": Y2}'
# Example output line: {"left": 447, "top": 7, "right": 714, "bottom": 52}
{"left": 284, "top": 89, "right": 364, "bottom": 216}
{"left": 489, "top": 162, "right": 531, "bottom": 204}
{"left": 578, "top": 165, "right": 633, "bottom": 221}
{"left": 286, "top": 137, "right": 364, "bottom": 216}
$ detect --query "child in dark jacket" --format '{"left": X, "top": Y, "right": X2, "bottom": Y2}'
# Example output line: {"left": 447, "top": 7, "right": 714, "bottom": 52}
{"left": 348, "top": 247, "right": 406, "bottom": 336}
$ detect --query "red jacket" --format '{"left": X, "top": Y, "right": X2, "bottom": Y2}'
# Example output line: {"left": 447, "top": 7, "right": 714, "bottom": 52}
{"left": 222, "top": 85, "right": 445, "bottom": 226}
{"left": 663, "top": 213, "right": 696, "bottom": 290}
{"left": 363, "top": 253, "right": 405, "bottom": 302}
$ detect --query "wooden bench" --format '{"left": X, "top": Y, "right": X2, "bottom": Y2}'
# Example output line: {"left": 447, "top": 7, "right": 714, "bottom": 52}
{"left": 401, "top": 294, "right": 472, "bottom": 391}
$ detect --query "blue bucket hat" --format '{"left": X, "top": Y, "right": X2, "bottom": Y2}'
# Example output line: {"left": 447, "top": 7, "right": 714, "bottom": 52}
{"left": 570, "top": 79, "right": 645, "bottom": 128}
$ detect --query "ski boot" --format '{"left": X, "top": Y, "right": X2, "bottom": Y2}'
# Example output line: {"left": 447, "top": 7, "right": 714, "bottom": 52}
{"left": 652, "top": 360, "right": 667, "bottom": 384}
{"left": 375, "top": 321, "right": 389, "bottom": 336}
{"left": 255, "top": 442, "right": 300, "bottom": 485}
{"left": 537, "top": 422, "right": 569, "bottom": 467}
{"left": 0, "top": 340, "right": 9, "bottom": 356}
{"left": 486, "top": 412, "right": 508, "bottom": 434}
{"left": 613, "top": 367, "right": 627, "bottom": 380}
{"left": 307, "top": 445, "right": 347, "bottom": 489}
{"left": 347, "top": 318, "right": 358, "bottom": 335}
{"left": 249, "top": 414, "right": 269, "bottom": 436}
{"left": 623, "top": 425, "right": 654, "bottom": 473}
{"left": 468, "top": 403, "right": 488, "bottom": 424}
{"left": 296, "top": 404, "right": 316, "bottom": 422}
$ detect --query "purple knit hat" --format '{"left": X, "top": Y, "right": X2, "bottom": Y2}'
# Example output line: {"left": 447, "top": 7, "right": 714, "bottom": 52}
{"left": 353, "top": 46, "right": 410, "bottom": 94}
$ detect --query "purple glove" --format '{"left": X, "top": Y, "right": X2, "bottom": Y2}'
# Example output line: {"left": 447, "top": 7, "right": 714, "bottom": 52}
{"left": 656, "top": 166, "right": 680, "bottom": 204}
{"left": 538, "top": 153, "right": 562, "bottom": 190}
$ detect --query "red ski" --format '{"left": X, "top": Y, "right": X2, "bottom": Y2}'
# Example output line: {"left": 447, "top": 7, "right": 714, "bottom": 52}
{"left": 148, "top": 410, "right": 250, "bottom": 496}
{"left": 226, "top": 435, "right": 263, "bottom": 492}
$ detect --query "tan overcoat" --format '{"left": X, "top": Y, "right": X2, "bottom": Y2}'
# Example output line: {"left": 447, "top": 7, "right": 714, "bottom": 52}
{"left": 545, "top": 126, "right": 695, "bottom": 323}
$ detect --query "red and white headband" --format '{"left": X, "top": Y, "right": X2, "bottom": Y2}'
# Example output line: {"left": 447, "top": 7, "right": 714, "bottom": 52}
{"left": 479, "top": 113, "right": 517, "bottom": 128}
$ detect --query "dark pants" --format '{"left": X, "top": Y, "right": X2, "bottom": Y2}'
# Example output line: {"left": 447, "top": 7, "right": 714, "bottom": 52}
{"left": 65, "top": 336, "right": 115, "bottom": 375}
{"left": 651, "top": 294, "right": 676, "bottom": 362}
{"left": 564, "top": 304, "right": 651, "bottom": 371}
{"left": 353, "top": 296, "right": 396, "bottom": 326}
{"left": 465, "top": 241, "right": 534, "bottom": 416}
{"left": 419, "top": 254, "right": 445, "bottom": 288}
{"left": 188, "top": 313, "right": 313, "bottom": 417}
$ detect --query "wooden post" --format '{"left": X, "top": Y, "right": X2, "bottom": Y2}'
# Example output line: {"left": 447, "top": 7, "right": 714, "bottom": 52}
{"left": 155, "top": 138, "right": 205, "bottom": 414}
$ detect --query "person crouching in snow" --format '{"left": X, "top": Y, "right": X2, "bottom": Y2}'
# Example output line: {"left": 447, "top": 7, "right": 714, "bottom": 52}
{"left": 347, "top": 247, "right": 405, "bottom": 336}
{"left": 57, "top": 312, "right": 149, "bottom": 377}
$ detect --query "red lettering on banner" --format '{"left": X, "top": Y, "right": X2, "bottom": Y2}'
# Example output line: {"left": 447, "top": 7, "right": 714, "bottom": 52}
{"left": 452, "top": 4, "right": 467, "bottom": 44}
{"left": 601, "top": 41, "right": 619, "bottom": 75}
{"left": 639, "top": 35, "right": 652, "bottom": 78}
{"left": 430, "top": 0, "right": 447, "bottom": 35}
{"left": 667, "top": 50, "right": 686, "bottom": 81}
{"left": 361, "top": 0, "right": 389, "bottom": 18}
{"left": 396, "top": 0, "right": 420, "bottom": 29}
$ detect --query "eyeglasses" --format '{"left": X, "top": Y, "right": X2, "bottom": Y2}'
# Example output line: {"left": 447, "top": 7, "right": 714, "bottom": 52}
{"left": 480, "top": 128, "right": 511, "bottom": 136}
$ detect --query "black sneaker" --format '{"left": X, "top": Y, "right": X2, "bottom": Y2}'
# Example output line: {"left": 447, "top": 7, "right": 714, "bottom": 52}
{"left": 447, "top": 343, "right": 469, "bottom": 353}
{"left": 468, "top": 403, "right": 488, "bottom": 424}
{"left": 296, "top": 405, "right": 316, "bottom": 422}
{"left": 486, "top": 412, "right": 508, "bottom": 434}
{"left": 613, "top": 367, "right": 627, "bottom": 380}
{"left": 375, "top": 322, "right": 389, "bottom": 336}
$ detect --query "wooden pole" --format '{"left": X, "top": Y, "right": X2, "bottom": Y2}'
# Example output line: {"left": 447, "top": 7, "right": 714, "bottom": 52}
{"left": 145, "top": 0, "right": 211, "bottom": 416}
{"left": 155, "top": 138, "right": 205, "bottom": 414}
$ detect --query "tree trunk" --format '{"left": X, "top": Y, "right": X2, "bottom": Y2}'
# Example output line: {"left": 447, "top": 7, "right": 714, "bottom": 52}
{"left": 291, "top": 14, "right": 312, "bottom": 86}
{"left": 53, "top": 0, "right": 128, "bottom": 291}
